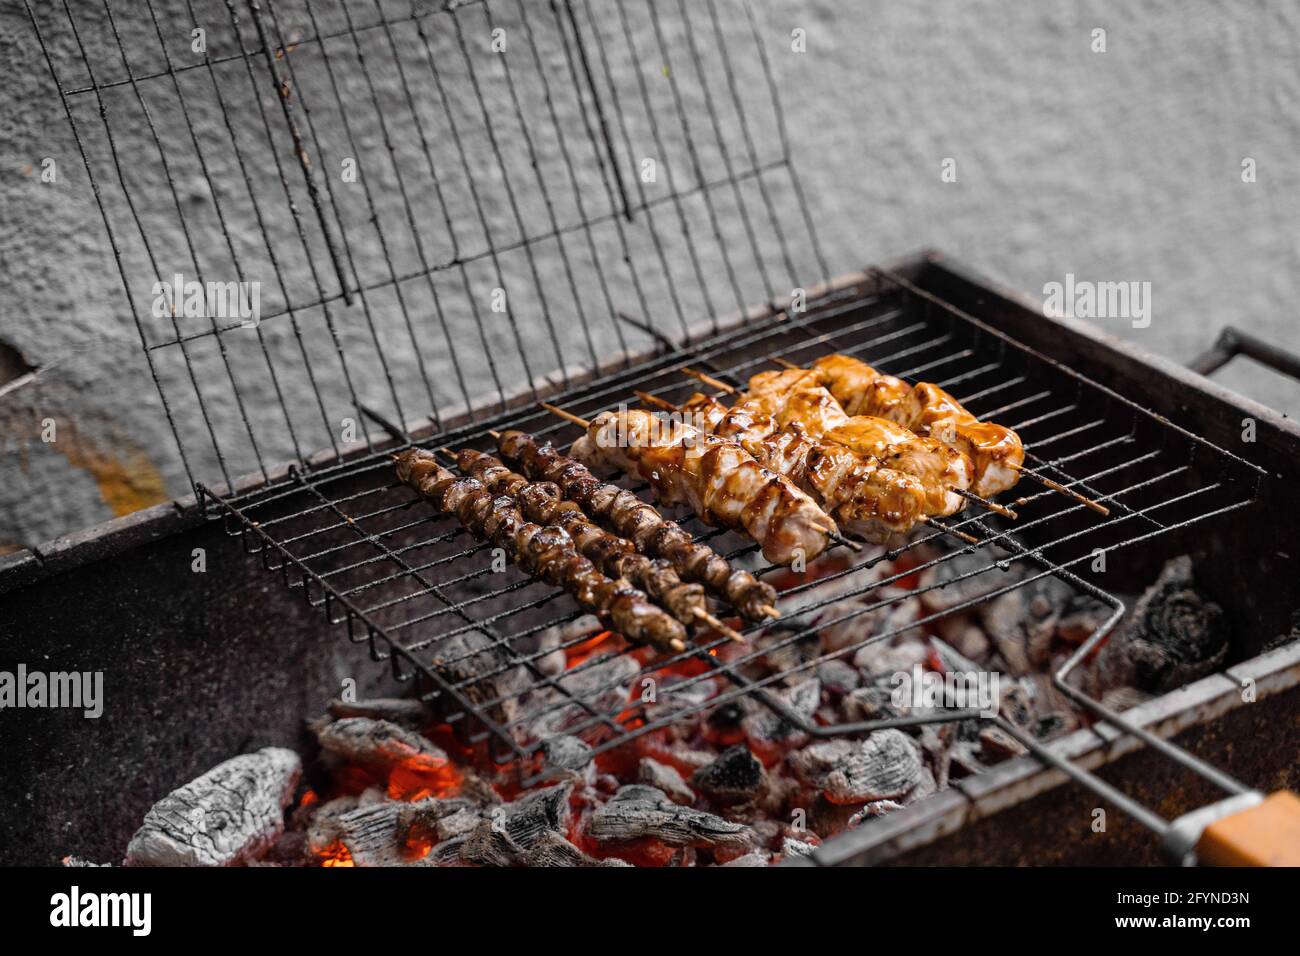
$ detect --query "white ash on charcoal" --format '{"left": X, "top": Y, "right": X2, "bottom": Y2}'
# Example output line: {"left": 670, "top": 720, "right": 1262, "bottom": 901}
{"left": 534, "top": 615, "right": 604, "bottom": 676}
{"left": 917, "top": 550, "right": 1021, "bottom": 615}
{"left": 124, "top": 747, "right": 300, "bottom": 867}
{"left": 642, "top": 675, "right": 724, "bottom": 729}
{"left": 847, "top": 799, "right": 905, "bottom": 828}
{"left": 327, "top": 697, "right": 434, "bottom": 730}
{"left": 523, "top": 830, "right": 631, "bottom": 867}
{"left": 781, "top": 836, "right": 818, "bottom": 859}
{"left": 722, "top": 851, "right": 771, "bottom": 867}
{"left": 337, "top": 797, "right": 484, "bottom": 867}
{"left": 820, "top": 588, "right": 922, "bottom": 655}
{"left": 741, "top": 679, "right": 821, "bottom": 754}
{"left": 638, "top": 757, "right": 697, "bottom": 805}
{"left": 978, "top": 725, "right": 1027, "bottom": 763}
{"left": 691, "top": 744, "right": 768, "bottom": 805}
{"left": 586, "top": 784, "right": 753, "bottom": 850}
{"left": 1097, "top": 556, "right": 1230, "bottom": 694}
{"left": 790, "top": 729, "right": 925, "bottom": 805}
{"left": 516, "top": 653, "right": 640, "bottom": 743}
{"left": 979, "top": 575, "right": 1111, "bottom": 674}
{"left": 817, "top": 659, "right": 861, "bottom": 696}
{"left": 541, "top": 734, "right": 595, "bottom": 780}
{"left": 852, "top": 633, "right": 930, "bottom": 680}
{"left": 312, "top": 716, "right": 451, "bottom": 776}
{"left": 428, "top": 627, "right": 531, "bottom": 728}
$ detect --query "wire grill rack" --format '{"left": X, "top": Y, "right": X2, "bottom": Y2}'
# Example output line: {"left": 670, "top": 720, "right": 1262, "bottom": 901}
{"left": 28, "top": 0, "right": 825, "bottom": 495}
{"left": 31, "top": 0, "right": 1273, "bottom": 818}
{"left": 202, "top": 271, "right": 1266, "bottom": 785}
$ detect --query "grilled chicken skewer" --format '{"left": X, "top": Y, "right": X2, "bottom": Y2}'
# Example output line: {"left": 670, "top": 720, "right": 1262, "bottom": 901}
{"left": 635, "top": 390, "right": 977, "bottom": 546}
{"left": 493, "top": 429, "right": 781, "bottom": 623}
{"left": 675, "top": 370, "right": 977, "bottom": 518}
{"left": 539, "top": 404, "right": 843, "bottom": 565}
{"left": 395, "top": 449, "right": 688, "bottom": 653}
{"left": 765, "top": 355, "right": 1108, "bottom": 515}
{"left": 750, "top": 355, "right": 1025, "bottom": 498}
{"left": 450, "top": 448, "right": 745, "bottom": 643}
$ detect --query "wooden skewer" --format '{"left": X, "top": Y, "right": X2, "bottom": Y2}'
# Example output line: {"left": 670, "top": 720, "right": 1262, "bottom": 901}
{"left": 1010, "top": 462, "right": 1110, "bottom": 516}
{"left": 487, "top": 428, "right": 501, "bottom": 439}
{"left": 633, "top": 389, "right": 678, "bottom": 412}
{"left": 543, "top": 399, "right": 856, "bottom": 551}
{"left": 919, "top": 516, "right": 980, "bottom": 545}
{"left": 540, "top": 401, "right": 590, "bottom": 429}
{"left": 680, "top": 366, "right": 738, "bottom": 395}
{"left": 758, "top": 604, "right": 781, "bottom": 620}
{"left": 771, "top": 356, "right": 800, "bottom": 370}
{"left": 953, "top": 487, "right": 1018, "bottom": 520}
{"left": 692, "top": 607, "right": 746, "bottom": 644}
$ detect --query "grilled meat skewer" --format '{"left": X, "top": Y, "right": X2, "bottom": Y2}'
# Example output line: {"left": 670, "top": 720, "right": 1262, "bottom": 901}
{"left": 750, "top": 355, "right": 1025, "bottom": 497}
{"left": 452, "top": 448, "right": 743, "bottom": 642}
{"left": 496, "top": 429, "right": 780, "bottom": 623}
{"left": 395, "top": 449, "right": 688, "bottom": 653}
{"left": 542, "top": 406, "right": 839, "bottom": 566}
{"left": 675, "top": 381, "right": 970, "bottom": 518}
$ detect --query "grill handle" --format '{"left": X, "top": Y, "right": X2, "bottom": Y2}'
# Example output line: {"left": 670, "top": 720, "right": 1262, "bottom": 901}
{"left": 1188, "top": 326, "right": 1300, "bottom": 381}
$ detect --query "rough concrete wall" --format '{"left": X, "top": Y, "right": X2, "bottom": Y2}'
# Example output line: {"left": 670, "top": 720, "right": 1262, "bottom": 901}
{"left": 2, "top": 0, "right": 1297, "bottom": 549}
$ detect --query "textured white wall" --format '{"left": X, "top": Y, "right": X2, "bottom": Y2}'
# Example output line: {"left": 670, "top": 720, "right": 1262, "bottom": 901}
{"left": 1, "top": 0, "right": 1297, "bottom": 548}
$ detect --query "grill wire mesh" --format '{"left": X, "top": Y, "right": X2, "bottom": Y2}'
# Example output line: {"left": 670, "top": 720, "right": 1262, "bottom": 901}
{"left": 204, "top": 273, "right": 1264, "bottom": 784}
{"left": 28, "top": 0, "right": 825, "bottom": 494}
{"left": 29, "top": 0, "right": 1268, "bottom": 793}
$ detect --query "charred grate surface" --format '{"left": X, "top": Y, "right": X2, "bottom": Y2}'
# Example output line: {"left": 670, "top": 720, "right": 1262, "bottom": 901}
{"left": 201, "top": 275, "right": 1267, "bottom": 785}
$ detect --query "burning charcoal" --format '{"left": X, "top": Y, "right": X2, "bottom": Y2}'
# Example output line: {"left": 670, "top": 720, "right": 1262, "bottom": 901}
{"left": 841, "top": 680, "right": 903, "bottom": 723}
{"left": 978, "top": 725, "right": 1027, "bottom": 763}
{"left": 690, "top": 745, "right": 767, "bottom": 804}
{"left": 124, "top": 747, "right": 300, "bottom": 867}
{"left": 754, "top": 627, "right": 821, "bottom": 679}
{"left": 494, "top": 782, "right": 574, "bottom": 850}
{"left": 431, "top": 628, "right": 529, "bottom": 727}
{"left": 742, "top": 679, "right": 821, "bottom": 758}
{"left": 918, "top": 551, "right": 1025, "bottom": 615}
{"left": 781, "top": 837, "right": 818, "bottom": 859}
{"left": 327, "top": 697, "right": 433, "bottom": 729}
{"left": 790, "top": 730, "right": 924, "bottom": 805}
{"left": 722, "top": 851, "right": 770, "bottom": 867}
{"left": 820, "top": 590, "right": 921, "bottom": 655}
{"left": 337, "top": 798, "right": 470, "bottom": 867}
{"left": 437, "top": 806, "right": 484, "bottom": 842}
{"left": 817, "top": 659, "right": 860, "bottom": 696}
{"left": 1098, "top": 556, "right": 1230, "bottom": 693}
{"left": 313, "top": 717, "right": 451, "bottom": 776}
{"left": 1099, "top": 685, "right": 1152, "bottom": 713}
{"left": 645, "top": 676, "right": 722, "bottom": 727}
{"left": 979, "top": 575, "right": 1107, "bottom": 673}
{"left": 305, "top": 795, "right": 361, "bottom": 856}
{"left": 520, "top": 654, "right": 639, "bottom": 741}
{"left": 846, "top": 800, "right": 904, "bottom": 828}
{"left": 638, "top": 757, "right": 697, "bottom": 805}
{"left": 1263, "top": 609, "right": 1300, "bottom": 653}
{"left": 935, "top": 618, "right": 991, "bottom": 661}
{"left": 586, "top": 785, "right": 753, "bottom": 849}
{"left": 543, "top": 734, "right": 594, "bottom": 775}
{"left": 523, "top": 830, "right": 630, "bottom": 867}
{"left": 948, "top": 740, "right": 985, "bottom": 779}
{"left": 852, "top": 634, "right": 929, "bottom": 679}
{"left": 61, "top": 857, "right": 110, "bottom": 867}
{"left": 916, "top": 722, "right": 955, "bottom": 790}
{"left": 458, "top": 818, "right": 526, "bottom": 867}
{"left": 535, "top": 615, "right": 603, "bottom": 676}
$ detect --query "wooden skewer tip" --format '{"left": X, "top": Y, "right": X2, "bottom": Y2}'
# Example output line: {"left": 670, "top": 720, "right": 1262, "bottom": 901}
{"left": 540, "top": 402, "right": 591, "bottom": 429}
{"left": 694, "top": 607, "right": 746, "bottom": 643}
{"left": 759, "top": 604, "right": 781, "bottom": 620}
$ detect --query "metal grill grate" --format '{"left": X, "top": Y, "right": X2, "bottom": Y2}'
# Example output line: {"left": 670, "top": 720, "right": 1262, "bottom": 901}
{"left": 202, "top": 272, "right": 1267, "bottom": 785}
{"left": 27, "top": 0, "right": 825, "bottom": 495}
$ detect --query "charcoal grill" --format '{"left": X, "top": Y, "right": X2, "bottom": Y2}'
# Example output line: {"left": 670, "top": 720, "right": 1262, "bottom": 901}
{"left": 9, "top": 0, "right": 1300, "bottom": 866}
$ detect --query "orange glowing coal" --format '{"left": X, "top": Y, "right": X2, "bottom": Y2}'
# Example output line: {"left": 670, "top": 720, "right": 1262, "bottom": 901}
{"left": 318, "top": 841, "right": 354, "bottom": 867}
